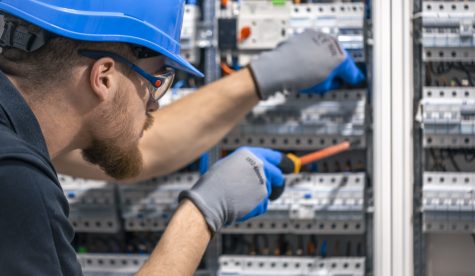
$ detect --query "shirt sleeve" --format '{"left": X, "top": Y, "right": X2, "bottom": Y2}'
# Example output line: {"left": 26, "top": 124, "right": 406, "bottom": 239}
{"left": 0, "top": 157, "right": 83, "bottom": 276}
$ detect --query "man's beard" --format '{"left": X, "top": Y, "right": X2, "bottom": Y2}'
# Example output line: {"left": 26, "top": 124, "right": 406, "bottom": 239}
{"left": 143, "top": 112, "right": 154, "bottom": 132}
{"left": 82, "top": 111, "right": 155, "bottom": 180}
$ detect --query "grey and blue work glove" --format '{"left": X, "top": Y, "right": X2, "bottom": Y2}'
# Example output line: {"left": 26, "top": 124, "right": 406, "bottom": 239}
{"left": 249, "top": 30, "right": 365, "bottom": 100}
{"left": 179, "top": 147, "right": 284, "bottom": 233}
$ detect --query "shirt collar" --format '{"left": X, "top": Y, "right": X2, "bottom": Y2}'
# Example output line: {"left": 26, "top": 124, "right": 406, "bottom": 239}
{"left": 0, "top": 71, "right": 50, "bottom": 159}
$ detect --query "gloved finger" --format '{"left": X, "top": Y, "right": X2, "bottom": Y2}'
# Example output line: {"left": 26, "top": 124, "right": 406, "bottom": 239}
{"left": 237, "top": 199, "right": 268, "bottom": 222}
{"left": 244, "top": 147, "right": 283, "bottom": 166}
{"left": 336, "top": 56, "right": 365, "bottom": 85}
{"left": 264, "top": 162, "right": 285, "bottom": 188}
{"left": 329, "top": 79, "right": 342, "bottom": 91}
{"left": 259, "top": 148, "right": 283, "bottom": 166}
{"left": 299, "top": 76, "right": 341, "bottom": 95}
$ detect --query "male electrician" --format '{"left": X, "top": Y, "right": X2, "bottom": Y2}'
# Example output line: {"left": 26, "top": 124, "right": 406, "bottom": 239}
{"left": 0, "top": 0, "right": 364, "bottom": 275}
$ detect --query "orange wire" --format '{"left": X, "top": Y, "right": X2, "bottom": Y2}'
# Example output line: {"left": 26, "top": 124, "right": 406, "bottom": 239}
{"left": 220, "top": 63, "right": 236, "bottom": 75}
{"left": 299, "top": 141, "right": 351, "bottom": 165}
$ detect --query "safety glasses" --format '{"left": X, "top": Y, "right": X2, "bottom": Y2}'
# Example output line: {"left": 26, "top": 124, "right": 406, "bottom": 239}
{"left": 78, "top": 49, "right": 175, "bottom": 102}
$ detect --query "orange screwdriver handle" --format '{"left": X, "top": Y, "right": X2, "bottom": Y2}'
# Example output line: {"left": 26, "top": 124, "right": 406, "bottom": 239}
{"left": 269, "top": 142, "right": 351, "bottom": 201}
{"left": 300, "top": 141, "right": 350, "bottom": 165}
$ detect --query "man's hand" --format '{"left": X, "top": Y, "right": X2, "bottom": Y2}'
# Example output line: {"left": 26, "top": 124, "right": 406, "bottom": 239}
{"left": 249, "top": 30, "right": 365, "bottom": 99}
{"left": 179, "top": 147, "right": 284, "bottom": 233}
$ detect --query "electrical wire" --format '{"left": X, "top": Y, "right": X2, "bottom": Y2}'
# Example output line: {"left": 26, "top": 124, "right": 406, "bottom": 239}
{"left": 464, "top": 151, "right": 475, "bottom": 163}
{"left": 429, "top": 148, "right": 446, "bottom": 171}
{"left": 296, "top": 236, "right": 304, "bottom": 256}
{"left": 447, "top": 150, "right": 461, "bottom": 172}
{"left": 220, "top": 62, "right": 236, "bottom": 75}
{"left": 453, "top": 62, "right": 474, "bottom": 86}
{"left": 252, "top": 235, "right": 270, "bottom": 255}
{"left": 306, "top": 236, "right": 317, "bottom": 256}
{"left": 426, "top": 62, "right": 475, "bottom": 87}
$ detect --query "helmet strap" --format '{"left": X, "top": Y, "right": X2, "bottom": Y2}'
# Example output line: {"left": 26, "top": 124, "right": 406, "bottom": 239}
{"left": 132, "top": 46, "right": 160, "bottom": 59}
{"left": 0, "top": 20, "right": 53, "bottom": 52}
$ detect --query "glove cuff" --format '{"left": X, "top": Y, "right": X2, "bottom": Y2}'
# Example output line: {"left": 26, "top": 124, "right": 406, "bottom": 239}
{"left": 249, "top": 57, "right": 284, "bottom": 100}
{"left": 178, "top": 190, "right": 222, "bottom": 234}
{"left": 246, "top": 64, "right": 264, "bottom": 100}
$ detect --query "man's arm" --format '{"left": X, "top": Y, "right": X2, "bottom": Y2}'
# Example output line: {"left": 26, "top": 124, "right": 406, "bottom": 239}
{"left": 54, "top": 31, "right": 364, "bottom": 182}
{"left": 136, "top": 199, "right": 211, "bottom": 276}
{"left": 53, "top": 68, "right": 259, "bottom": 182}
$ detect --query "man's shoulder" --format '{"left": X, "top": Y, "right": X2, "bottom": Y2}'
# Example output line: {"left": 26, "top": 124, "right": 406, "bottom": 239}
{"left": 0, "top": 125, "right": 57, "bottom": 181}
{"left": 0, "top": 128, "right": 80, "bottom": 276}
{"left": 0, "top": 124, "right": 35, "bottom": 152}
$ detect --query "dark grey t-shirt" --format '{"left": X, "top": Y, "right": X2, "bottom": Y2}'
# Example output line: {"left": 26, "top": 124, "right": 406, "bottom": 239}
{"left": 0, "top": 72, "right": 82, "bottom": 275}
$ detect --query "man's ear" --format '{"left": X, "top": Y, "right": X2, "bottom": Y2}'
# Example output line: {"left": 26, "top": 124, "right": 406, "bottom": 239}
{"left": 89, "top": 58, "right": 118, "bottom": 101}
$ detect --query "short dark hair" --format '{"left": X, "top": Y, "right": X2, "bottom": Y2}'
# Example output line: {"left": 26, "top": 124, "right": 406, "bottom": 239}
{"left": 0, "top": 13, "right": 136, "bottom": 93}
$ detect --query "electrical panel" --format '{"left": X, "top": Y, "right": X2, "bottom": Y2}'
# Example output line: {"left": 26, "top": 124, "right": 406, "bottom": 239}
{"left": 221, "top": 90, "right": 367, "bottom": 150}
{"left": 59, "top": 1, "right": 373, "bottom": 275}
{"left": 417, "top": 0, "right": 475, "bottom": 231}
{"left": 59, "top": 175, "right": 120, "bottom": 234}
{"left": 415, "top": 1, "right": 475, "bottom": 275}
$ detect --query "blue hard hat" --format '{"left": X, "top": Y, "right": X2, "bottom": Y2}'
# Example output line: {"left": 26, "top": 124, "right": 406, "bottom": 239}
{"left": 0, "top": 0, "right": 204, "bottom": 77}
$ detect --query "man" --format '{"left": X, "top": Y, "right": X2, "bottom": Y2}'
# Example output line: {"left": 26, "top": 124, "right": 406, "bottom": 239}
{"left": 0, "top": 0, "right": 364, "bottom": 275}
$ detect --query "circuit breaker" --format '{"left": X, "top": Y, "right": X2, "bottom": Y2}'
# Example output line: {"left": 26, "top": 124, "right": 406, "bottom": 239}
{"left": 58, "top": 1, "right": 373, "bottom": 276}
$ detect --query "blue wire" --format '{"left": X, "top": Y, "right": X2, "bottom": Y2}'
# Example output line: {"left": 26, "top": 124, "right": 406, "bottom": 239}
{"left": 199, "top": 152, "right": 210, "bottom": 175}
{"left": 320, "top": 240, "right": 328, "bottom": 257}
{"left": 231, "top": 56, "right": 241, "bottom": 71}
{"left": 310, "top": 162, "right": 318, "bottom": 172}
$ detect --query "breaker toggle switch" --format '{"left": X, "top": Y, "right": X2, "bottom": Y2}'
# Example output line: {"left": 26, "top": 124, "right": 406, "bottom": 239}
{"left": 239, "top": 26, "right": 252, "bottom": 43}
{"left": 459, "top": 20, "right": 474, "bottom": 38}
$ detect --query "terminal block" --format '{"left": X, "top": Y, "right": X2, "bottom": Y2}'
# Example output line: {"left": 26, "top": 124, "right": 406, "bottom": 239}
{"left": 78, "top": 253, "right": 210, "bottom": 276}
{"left": 221, "top": 90, "right": 367, "bottom": 150}
{"left": 236, "top": 1, "right": 291, "bottom": 51}
{"left": 218, "top": 1, "right": 365, "bottom": 66}
{"left": 421, "top": 87, "right": 475, "bottom": 148}
{"left": 59, "top": 175, "right": 120, "bottom": 233}
{"left": 218, "top": 256, "right": 365, "bottom": 276}
{"left": 420, "top": 2, "right": 475, "bottom": 62}
{"left": 422, "top": 172, "right": 475, "bottom": 233}
{"left": 223, "top": 173, "right": 365, "bottom": 234}
{"left": 289, "top": 2, "right": 364, "bottom": 61}
{"left": 78, "top": 253, "right": 148, "bottom": 275}
{"left": 119, "top": 173, "right": 199, "bottom": 231}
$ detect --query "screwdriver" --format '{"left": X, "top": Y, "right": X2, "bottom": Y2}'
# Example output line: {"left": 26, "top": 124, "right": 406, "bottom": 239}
{"left": 269, "top": 141, "right": 353, "bottom": 200}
